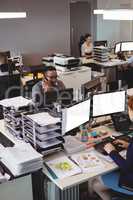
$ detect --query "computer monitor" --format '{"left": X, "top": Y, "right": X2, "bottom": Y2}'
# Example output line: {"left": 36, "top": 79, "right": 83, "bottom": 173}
{"left": 62, "top": 98, "right": 90, "bottom": 135}
{"left": 114, "top": 42, "right": 121, "bottom": 54}
{"left": 121, "top": 41, "right": 133, "bottom": 52}
{"left": 92, "top": 90, "right": 126, "bottom": 117}
{"left": 94, "top": 40, "right": 108, "bottom": 47}
{"left": 42, "top": 88, "right": 73, "bottom": 108}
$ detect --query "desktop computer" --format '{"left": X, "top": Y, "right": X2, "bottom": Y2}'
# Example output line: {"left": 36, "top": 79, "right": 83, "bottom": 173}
{"left": 61, "top": 98, "right": 90, "bottom": 135}
{"left": 92, "top": 90, "right": 126, "bottom": 117}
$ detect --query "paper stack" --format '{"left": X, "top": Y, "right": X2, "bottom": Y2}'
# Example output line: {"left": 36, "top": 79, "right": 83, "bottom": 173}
{"left": 0, "top": 143, "right": 43, "bottom": 176}
{"left": 0, "top": 96, "right": 32, "bottom": 109}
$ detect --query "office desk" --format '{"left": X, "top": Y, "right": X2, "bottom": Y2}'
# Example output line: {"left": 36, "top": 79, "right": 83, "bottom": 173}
{"left": 43, "top": 125, "right": 119, "bottom": 200}
{"left": 0, "top": 120, "right": 33, "bottom": 200}
{"left": 81, "top": 58, "right": 128, "bottom": 85}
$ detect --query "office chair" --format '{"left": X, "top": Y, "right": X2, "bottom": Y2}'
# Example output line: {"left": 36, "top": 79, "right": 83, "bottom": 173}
{"left": 79, "top": 35, "right": 85, "bottom": 56}
{"left": 23, "top": 78, "right": 41, "bottom": 98}
{"left": 101, "top": 170, "right": 133, "bottom": 200}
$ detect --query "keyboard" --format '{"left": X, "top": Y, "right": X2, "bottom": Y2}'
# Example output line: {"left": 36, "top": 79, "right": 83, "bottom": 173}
{"left": 95, "top": 135, "right": 131, "bottom": 156}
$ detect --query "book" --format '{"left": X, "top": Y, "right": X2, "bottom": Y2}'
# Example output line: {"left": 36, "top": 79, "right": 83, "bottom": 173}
{"left": 45, "top": 156, "right": 82, "bottom": 179}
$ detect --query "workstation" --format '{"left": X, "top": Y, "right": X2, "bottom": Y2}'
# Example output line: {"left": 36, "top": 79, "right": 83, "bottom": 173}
{"left": 0, "top": 0, "right": 133, "bottom": 200}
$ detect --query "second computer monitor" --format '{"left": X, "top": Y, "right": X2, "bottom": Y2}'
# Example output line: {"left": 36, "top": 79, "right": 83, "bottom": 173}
{"left": 92, "top": 90, "right": 126, "bottom": 117}
{"left": 62, "top": 98, "right": 90, "bottom": 135}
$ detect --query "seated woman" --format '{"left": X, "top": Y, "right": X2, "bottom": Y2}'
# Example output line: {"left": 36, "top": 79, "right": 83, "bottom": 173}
{"left": 81, "top": 33, "right": 93, "bottom": 58}
{"left": 92, "top": 96, "right": 133, "bottom": 200}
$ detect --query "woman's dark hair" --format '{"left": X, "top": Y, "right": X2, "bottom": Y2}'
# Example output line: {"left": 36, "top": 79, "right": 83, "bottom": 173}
{"left": 84, "top": 33, "right": 91, "bottom": 40}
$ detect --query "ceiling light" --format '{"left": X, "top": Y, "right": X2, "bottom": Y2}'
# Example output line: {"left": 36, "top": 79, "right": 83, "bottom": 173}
{"left": 0, "top": 12, "right": 27, "bottom": 19}
{"left": 103, "top": 10, "right": 133, "bottom": 20}
{"left": 93, "top": 9, "right": 104, "bottom": 14}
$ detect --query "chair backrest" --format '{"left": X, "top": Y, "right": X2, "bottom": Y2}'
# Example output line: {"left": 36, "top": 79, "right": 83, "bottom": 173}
{"left": 79, "top": 35, "right": 85, "bottom": 56}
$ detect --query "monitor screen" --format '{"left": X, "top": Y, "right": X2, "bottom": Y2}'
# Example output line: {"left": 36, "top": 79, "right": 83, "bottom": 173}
{"left": 62, "top": 98, "right": 90, "bottom": 135}
{"left": 42, "top": 88, "right": 73, "bottom": 108}
{"left": 114, "top": 43, "right": 121, "bottom": 54}
{"left": 92, "top": 90, "right": 126, "bottom": 117}
{"left": 121, "top": 42, "right": 133, "bottom": 52}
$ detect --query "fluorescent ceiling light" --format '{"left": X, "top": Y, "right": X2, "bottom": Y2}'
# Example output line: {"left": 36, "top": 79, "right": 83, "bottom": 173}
{"left": 94, "top": 9, "right": 133, "bottom": 20}
{"left": 0, "top": 12, "right": 27, "bottom": 19}
{"left": 94, "top": 9, "right": 104, "bottom": 14}
{"left": 103, "top": 10, "right": 133, "bottom": 20}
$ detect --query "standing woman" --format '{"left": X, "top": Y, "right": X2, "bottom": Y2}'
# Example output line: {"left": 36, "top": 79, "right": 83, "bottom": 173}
{"left": 81, "top": 33, "right": 93, "bottom": 58}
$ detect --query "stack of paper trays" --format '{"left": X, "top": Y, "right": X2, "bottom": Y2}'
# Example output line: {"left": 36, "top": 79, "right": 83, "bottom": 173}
{"left": 22, "top": 112, "right": 63, "bottom": 152}
{"left": 94, "top": 46, "right": 109, "bottom": 62}
{"left": 0, "top": 143, "right": 43, "bottom": 176}
{"left": 45, "top": 155, "right": 81, "bottom": 179}
{"left": 0, "top": 96, "right": 32, "bottom": 109}
{"left": 0, "top": 96, "right": 32, "bottom": 138}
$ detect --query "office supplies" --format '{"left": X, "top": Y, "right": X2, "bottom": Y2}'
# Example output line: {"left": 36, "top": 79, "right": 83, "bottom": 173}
{"left": 92, "top": 90, "right": 126, "bottom": 117}
{"left": 45, "top": 156, "right": 81, "bottom": 179}
{"left": 22, "top": 111, "right": 64, "bottom": 153}
{"left": 0, "top": 143, "right": 43, "bottom": 176}
{"left": 94, "top": 46, "right": 109, "bottom": 62}
{"left": 0, "top": 96, "right": 33, "bottom": 138}
{"left": 71, "top": 150, "right": 105, "bottom": 173}
{"left": 62, "top": 98, "right": 90, "bottom": 135}
{"left": 0, "top": 96, "right": 32, "bottom": 110}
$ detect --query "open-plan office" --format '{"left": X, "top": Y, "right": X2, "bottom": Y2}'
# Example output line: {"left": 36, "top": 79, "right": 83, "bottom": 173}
{"left": 0, "top": 0, "right": 133, "bottom": 200}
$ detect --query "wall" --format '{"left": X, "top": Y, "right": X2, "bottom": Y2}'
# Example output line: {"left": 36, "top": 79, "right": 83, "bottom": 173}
{"left": 0, "top": 0, "right": 70, "bottom": 65}
{"left": 96, "top": 0, "right": 133, "bottom": 47}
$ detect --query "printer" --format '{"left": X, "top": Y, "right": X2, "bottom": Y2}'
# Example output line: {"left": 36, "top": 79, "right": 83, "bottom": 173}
{"left": 53, "top": 55, "right": 80, "bottom": 70}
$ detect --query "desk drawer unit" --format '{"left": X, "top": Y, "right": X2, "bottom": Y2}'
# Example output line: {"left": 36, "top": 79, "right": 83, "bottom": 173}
{"left": 48, "top": 181, "right": 79, "bottom": 200}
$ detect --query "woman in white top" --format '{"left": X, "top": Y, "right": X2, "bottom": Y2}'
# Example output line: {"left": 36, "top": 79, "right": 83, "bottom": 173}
{"left": 81, "top": 34, "right": 93, "bottom": 58}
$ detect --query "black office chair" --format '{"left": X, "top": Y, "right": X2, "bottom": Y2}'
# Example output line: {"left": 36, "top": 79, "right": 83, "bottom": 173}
{"left": 23, "top": 78, "right": 42, "bottom": 98}
{"left": 79, "top": 35, "right": 85, "bottom": 56}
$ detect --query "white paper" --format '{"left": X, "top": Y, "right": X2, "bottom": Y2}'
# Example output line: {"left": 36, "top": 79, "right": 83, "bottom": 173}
{"left": 27, "top": 112, "right": 60, "bottom": 126}
{"left": 71, "top": 151, "right": 105, "bottom": 173}
{"left": 0, "top": 96, "right": 32, "bottom": 109}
